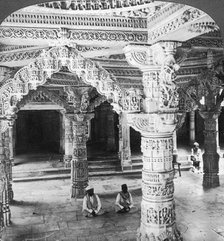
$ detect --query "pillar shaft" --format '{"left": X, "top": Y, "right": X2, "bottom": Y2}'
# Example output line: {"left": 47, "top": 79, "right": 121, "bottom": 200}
{"left": 200, "top": 111, "right": 220, "bottom": 188}
{"left": 2, "top": 130, "right": 13, "bottom": 203}
{"left": 63, "top": 115, "right": 73, "bottom": 168}
{"left": 71, "top": 116, "right": 89, "bottom": 199}
{"left": 0, "top": 124, "right": 11, "bottom": 228}
{"left": 119, "top": 113, "right": 131, "bottom": 170}
{"left": 138, "top": 132, "right": 180, "bottom": 240}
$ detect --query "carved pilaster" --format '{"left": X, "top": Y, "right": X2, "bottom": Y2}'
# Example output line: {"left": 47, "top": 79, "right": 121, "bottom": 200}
{"left": 70, "top": 113, "right": 94, "bottom": 199}
{"left": 118, "top": 113, "right": 131, "bottom": 171}
{"left": 199, "top": 111, "right": 220, "bottom": 188}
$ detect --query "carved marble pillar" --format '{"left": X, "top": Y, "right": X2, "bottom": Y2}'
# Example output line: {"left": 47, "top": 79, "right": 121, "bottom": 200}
{"left": 63, "top": 114, "right": 73, "bottom": 168}
{"left": 0, "top": 121, "right": 11, "bottom": 228}
{"left": 118, "top": 113, "right": 131, "bottom": 171}
{"left": 2, "top": 130, "right": 13, "bottom": 204}
{"left": 124, "top": 42, "right": 182, "bottom": 240}
{"left": 189, "top": 111, "right": 195, "bottom": 145}
{"left": 71, "top": 113, "right": 94, "bottom": 199}
{"left": 199, "top": 111, "right": 220, "bottom": 188}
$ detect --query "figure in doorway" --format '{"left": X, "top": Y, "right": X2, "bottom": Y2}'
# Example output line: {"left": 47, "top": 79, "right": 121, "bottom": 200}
{"left": 82, "top": 186, "right": 102, "bottom": 217}
{"left": 115, "top": 184, "right": 134, "bottom": 213}
{"left": 190, "top": 142, "right": 202, "bottom": 173}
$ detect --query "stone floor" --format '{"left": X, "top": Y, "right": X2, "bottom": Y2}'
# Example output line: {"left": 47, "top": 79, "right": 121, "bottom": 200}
{"left": 3, "top": 169, "right": 224, "bottom": 241}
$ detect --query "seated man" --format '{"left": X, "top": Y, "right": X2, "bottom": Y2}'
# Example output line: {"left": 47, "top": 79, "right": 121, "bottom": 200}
{"left": 191, "top": 142, "right": 202, "bottom": 172}
{"left": 82, "top": 186, "right": 102, "bottom": 217}
{"left": 115, "top": 184, "right": 133, "bottom": 213}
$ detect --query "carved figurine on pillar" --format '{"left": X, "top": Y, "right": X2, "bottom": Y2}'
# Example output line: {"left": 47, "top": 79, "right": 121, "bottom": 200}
{"left": 124, "top": 41, "right": 182, "bottom": 241}
{"left": 183, "top": 51, "right": 224, "bottom": 188}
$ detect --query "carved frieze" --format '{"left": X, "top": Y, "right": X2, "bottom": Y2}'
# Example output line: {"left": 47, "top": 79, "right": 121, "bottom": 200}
{"left": 0, "top": 27, "right": 148, "bottom": 45}
{"left": 37, "top": 0, "right": 154, "bottom": 11}
{"left": 4, "top": 12, "right": 147, "bottom": 30}
{"left": 148, "top": 5, "right": 217, "bottom": 43}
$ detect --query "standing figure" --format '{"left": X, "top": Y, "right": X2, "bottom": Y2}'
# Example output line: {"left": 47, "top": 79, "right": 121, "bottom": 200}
{"left": 82, "top": 186, "right": 102, "bottom": 217}
{"left": 190, "top": 142, "right": 202, "bottom": 172}
{"left": 115, "top": 184, "right": 133, "bottom": 213}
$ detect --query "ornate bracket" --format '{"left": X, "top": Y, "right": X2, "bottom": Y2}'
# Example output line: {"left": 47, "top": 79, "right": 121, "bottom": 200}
{"left": 127, "top": 113, "right": 177, "bottom": 136}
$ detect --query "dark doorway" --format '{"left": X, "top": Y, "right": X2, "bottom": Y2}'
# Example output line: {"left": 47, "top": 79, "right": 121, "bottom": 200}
{"left": 15, "top": 110, "right": 60, "bottom": 154}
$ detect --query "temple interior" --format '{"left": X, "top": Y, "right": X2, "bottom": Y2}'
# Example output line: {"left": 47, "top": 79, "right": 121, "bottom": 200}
{"left": 1, "top": 0, "right": 224, "bottom": 240}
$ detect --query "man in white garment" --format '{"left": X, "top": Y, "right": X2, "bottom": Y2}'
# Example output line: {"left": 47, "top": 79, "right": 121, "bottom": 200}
{"left": 82, "top": 186, "right": 102, "bottom": 217}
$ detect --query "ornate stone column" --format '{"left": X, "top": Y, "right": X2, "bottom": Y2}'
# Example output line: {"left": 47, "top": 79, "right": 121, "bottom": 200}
{"left": 189, "top": 111, "right": 195, "bottom": 145}
{"left": 2, "top": 129, "right": 13, "bottom": 204}
{"left": 63, "top": 113, "right": 73, "bottom": 168}
{"left": 199, "top": 111, "right": 220, "bottom": 188}
{"left": 124, "top": 42, "right": 182, "bottom": 240}
{"left": 183, "top": 50, "right": 224, "bottom": 189}
{"left": 0, "top": 120, "right": 11, "bottom": 228}
{"left": 118, "top": 113, "right": 131, "bottom": 171}
{"left": 71, "top": 113, "right": 94, "bottom": 199}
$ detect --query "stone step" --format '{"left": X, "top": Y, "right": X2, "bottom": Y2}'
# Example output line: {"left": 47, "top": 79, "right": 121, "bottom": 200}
{"left": 13, "top": 164, "right": 122, "bottom": 179}
{"left": 13, "top": 170, "right": 142, "bottom": 182}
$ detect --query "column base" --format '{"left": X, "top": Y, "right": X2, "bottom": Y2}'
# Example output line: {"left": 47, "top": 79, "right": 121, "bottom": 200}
{"left": 137, "top": 225, "right": 183, "bottom": 241}
{"left": 203, "top": 173, "right": 220, "bottom": 188}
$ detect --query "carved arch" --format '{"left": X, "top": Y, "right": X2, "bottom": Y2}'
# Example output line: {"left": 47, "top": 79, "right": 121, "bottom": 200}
{"left": 0, "top": 46, "right": 140, "bottom": 117}
{"left": 15, "top": 86, "right": 73, "bottom": 112}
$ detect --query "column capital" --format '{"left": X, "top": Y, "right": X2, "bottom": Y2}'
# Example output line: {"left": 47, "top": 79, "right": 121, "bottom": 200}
{"left": 127, "top": 113, "right": 177, "bottom": 136}
{"left": 123, "top": 41, "right": 181, "bottom": 71}
{"left": 199, "top": 110, "right": 221, "bottom": 120}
